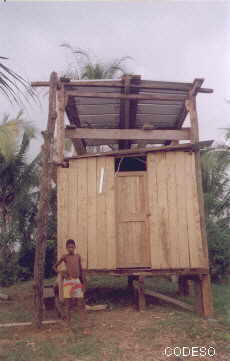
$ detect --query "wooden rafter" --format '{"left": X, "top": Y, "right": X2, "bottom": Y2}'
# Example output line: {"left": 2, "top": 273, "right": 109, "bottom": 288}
{"left": 176, "top": 78, "right": 204, "bottom": 129}
{"left": 119, "top": 75, "right": 132, "bottom": 149}
{"left": 31, "top": 80, "right": 213, "bottom": 94}
{"left": 129, "top": 75, "right": 141, "bottom": 148}
{"left": 64, "top": 141, "right": 213, "bottom": 161}
{"left": 65, "top": 95, "right": 86, "bottom": 155}
{"left": 66, "top": 91, "right": 187, "bottom": 102}
{"left": 164, "top": 79, "right": 205, "bottom": 146}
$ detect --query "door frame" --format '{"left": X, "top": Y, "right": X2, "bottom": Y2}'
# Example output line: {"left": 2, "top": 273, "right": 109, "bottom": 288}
{"left": 115, "top": 171, "right": 151, "bottom": 268}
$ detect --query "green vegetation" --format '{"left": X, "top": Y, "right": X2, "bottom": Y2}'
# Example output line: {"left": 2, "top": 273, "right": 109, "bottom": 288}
{"left": 201, "top": 147, "right": 230, "bottom": 281}
{"left": 61, "top": 43, "right": 132, "bottom": 80}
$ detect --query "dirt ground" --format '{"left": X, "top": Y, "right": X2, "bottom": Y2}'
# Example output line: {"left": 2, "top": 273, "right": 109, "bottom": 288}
{"left": 0, "top": 278, "right": 229, "bottom": 361}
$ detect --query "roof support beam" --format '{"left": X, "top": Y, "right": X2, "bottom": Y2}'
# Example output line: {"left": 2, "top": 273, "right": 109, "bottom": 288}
{"left": 66, "top": 91, "right": 187, "bottom": 102}
{"left": 129, "top": 75, "right": 141, "bottom": 148}
{"left": 164, "top": 79, "right": 205, "bottom": 146}
{"left": 31, "top": 80, "right": 213, "bottom": 94}
{"left": 65, "top": 127, "right": 191, "bottom": 141}
{"left": 176, "top": 78, "right": 204, "bottom": 129}
{"left": 65, "top": 96, "right": 86, "bottom": 155}
{"left": 119, "top": 75, "right": 132, "bottom": 149}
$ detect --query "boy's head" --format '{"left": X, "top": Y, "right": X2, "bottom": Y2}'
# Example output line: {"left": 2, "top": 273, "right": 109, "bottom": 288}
{"left": 66, "top": 239, "right": 76, "bottom": 254}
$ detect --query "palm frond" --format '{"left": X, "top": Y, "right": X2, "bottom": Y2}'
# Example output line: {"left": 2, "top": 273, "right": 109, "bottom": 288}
{"left": 0, "top": 57, "right": 36, "bottom": 105}
{"left": 60, "top": 45, "right": 132, "bottom": 80}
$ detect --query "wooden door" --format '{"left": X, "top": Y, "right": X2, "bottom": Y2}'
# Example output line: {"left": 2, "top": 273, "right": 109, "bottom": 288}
{"left": 116, "top": 172, "right": 151, "bottom": 268}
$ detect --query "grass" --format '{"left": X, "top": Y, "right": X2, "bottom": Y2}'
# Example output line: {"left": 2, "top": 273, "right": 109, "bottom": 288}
{"left": 0, "top": 275, "right": 229, "bottom": 361}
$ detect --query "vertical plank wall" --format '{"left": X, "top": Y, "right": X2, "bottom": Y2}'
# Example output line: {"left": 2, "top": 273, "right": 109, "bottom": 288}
{"left": 147, "top": 151, "right": 205, "bottom": 269}
{"left": 57, "top": 156, "right": 116, "bottom": 269}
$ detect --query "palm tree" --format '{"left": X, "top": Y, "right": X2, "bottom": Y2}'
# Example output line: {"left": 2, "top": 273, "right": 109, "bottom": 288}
{"left": 0, "top": 111, "right": 36, "bottom": 159}
{"left": 0, "top": 127, "right": 39, "bottom": 286}
{"left": 60, "top": 43, "right": 132, "bottom": 80}
{"left": 0, "top": 56, "right": 35, "bottom": 104}
{"left": 0, "top": 113, "right": 38, "bottom": 237}
{"left": 201, "top": 147, "right": 230, "bottom": 219}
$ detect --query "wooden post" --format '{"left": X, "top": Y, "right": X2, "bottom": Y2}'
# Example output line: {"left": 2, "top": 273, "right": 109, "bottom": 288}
{"left": 56, "top": 83, "right": 65, "bottom": 163}
{"left": 33, "top": 72, "right": 58, "bottom": 328}
{"left": 134, "top": 276, "right": 146, "bottom": 311}
{"left": 187, "top": 90, "right": 214, "bottom": 318}
{"left": 119, "top": 75, "right": 131, "bottom": 149}
{"left": 194, "top": 275, "right": 214, "bottom": 318}
{"left": 178, "top": 275, "right": 190, "bottom": 296}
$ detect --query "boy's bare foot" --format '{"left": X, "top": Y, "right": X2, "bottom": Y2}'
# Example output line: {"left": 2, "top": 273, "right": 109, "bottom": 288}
{"left": 82, "top": 328, "right": 92, "bottom": 335}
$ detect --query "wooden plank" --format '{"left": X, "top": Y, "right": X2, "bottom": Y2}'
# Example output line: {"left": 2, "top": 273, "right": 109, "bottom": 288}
{"left": 77, "top": 158, "right": 88, "bottom": 268}
{"left": 66, "top": 91, "right": 187, "bottom": 102}
{"left": 175, "top": 152, "right": 190, "bottom": 268}
{"left": 87, "top": 157, "right": 97, "bottom": 269}
{"left": 119, "top": 75, "right": 132, "bottom": 149}
{"left": 96, "top": 157, "right": 108, "bottom": 268}
{"left": 116, "top": 173, "right": 150, "bottom": 268}
{"left": 166, "top": 152, "right": 179, "bottom": 268}
{"left": 185, "top": 153, "right": 204, "bottom": 268}
{"left": 65, "top": 141, "right": 212, "bottom": 161}
{"left": 176, "top": 79, "right": 204, "bottom": 129}
{"left": 144, "top": 289, "right": 194, "bottom": 312}
{"left": 105, "top": 157, "right": 116, "bottom": 269}
{"left": 147, "top": 153, "right": 161, "bottom": 269}
{"left": 116, "top": 171, "right": 146, "bottom": 177}
{"left": 130, "top": 75, "right": 141, "bottom": 128}
{"left": 85, "top": 268, "right": 209, "bottom": 275}
{"left": 188, "top": 94, "right": 209, "bottom": 268}
{"left": 156, "top": 152, "right": 170, "bottom": 268}
{"left": 65, "top": 128, "right": 191, "bottom": 141}
{"left": 200, "top": 274, "right": 214, "bottom": 318}
{"left": 33, "top": 72, "right": 58, "bottom": 327}
{"left": 71, "top": 86, "right": 121, "bottom": 93}
{"left": 32, "top": 80, "right": 122, "bottom": 87}
{"left": 32, "top": 79, "right": 213, "bottom": 93}
{"left": 141, "top": 175, "right": 151, "bottom": 266}
{"left": 134, "top": 276, "right": 146, "bottom": 311}
{"left": 194, "top": 275, "right": 214, "bottom": 317}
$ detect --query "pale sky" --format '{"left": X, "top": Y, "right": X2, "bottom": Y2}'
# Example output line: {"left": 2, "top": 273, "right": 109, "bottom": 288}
{"left": 0, "top": 1, "right": 230, "bottom": 157}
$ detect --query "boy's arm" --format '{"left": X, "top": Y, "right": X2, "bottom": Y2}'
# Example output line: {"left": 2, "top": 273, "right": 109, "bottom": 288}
{"left": 53, "top": 256, "right": 65, "bottom": 273}
{"left": 79, "top": 256, "right": 86, "bottom": 288}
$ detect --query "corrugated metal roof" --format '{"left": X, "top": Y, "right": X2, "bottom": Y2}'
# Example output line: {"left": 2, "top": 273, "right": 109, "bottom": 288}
{"left": 62, "top": 78, "right": 209, "bottom": 148}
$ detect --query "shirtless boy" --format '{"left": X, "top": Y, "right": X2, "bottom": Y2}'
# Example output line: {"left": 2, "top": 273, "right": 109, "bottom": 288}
{"left": 53, "top": 239, "right": 86, "bottom": 324}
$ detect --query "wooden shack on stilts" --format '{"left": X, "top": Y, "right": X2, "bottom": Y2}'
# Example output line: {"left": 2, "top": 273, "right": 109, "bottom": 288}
{"left": 33, "top": 74, "right": 214, "bottom": 325}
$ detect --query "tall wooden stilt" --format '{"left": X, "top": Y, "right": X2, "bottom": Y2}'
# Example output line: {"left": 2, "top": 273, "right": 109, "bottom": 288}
{"left": 194, "top": 275, "right": 214, "bottom": 318}
{"left": 56, "top": 83, "right": 65, "bottom": 163}
{"left": 33, "top": 72, "right": 58, "bottom": 328}
{"left": 187, "top": 85, "right": 214, "bottom": 318}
